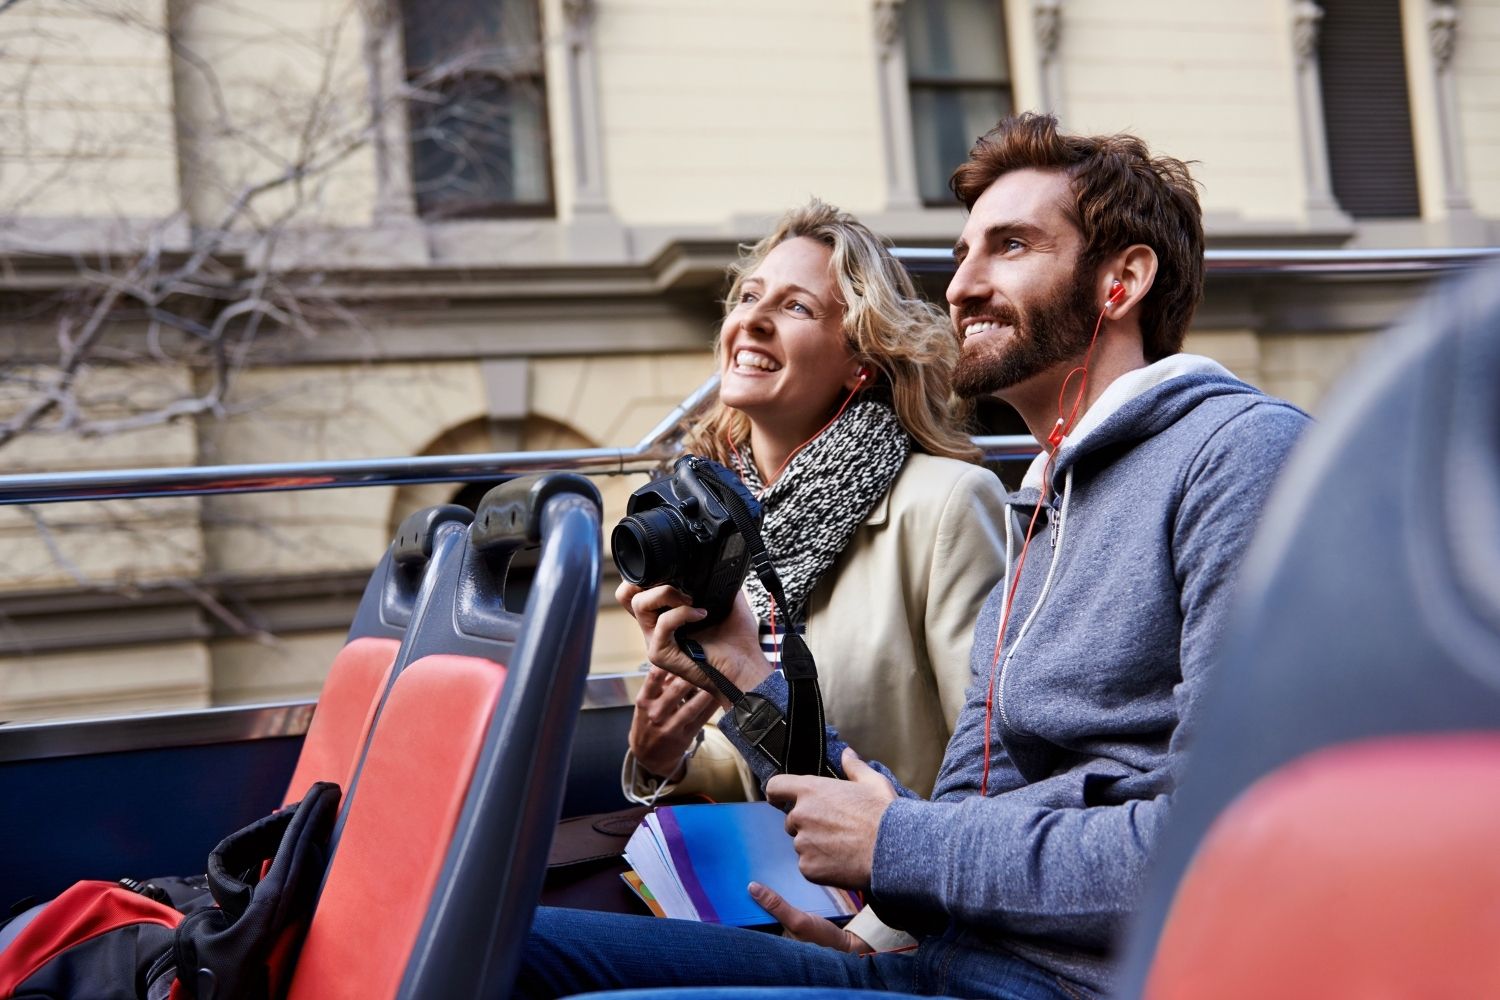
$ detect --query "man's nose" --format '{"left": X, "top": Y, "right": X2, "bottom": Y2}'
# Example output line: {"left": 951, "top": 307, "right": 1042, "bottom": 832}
{"left": 947, "top": 254, "right": 990, "bottom": 310}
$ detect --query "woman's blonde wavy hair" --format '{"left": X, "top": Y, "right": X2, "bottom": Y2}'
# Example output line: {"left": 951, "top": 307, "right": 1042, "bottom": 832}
{"left": 683, "top": 199, "right": 978, "bottom": 465}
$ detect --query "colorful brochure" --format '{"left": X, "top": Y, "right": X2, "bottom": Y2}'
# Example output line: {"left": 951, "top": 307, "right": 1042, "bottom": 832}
{"left": 622, "top": 802, "right": 860, "bottom": 926}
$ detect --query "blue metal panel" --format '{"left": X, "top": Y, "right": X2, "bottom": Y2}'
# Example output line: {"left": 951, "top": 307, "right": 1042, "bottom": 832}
{"left": 0, "top": 737, "right": 300, "bottom": 906}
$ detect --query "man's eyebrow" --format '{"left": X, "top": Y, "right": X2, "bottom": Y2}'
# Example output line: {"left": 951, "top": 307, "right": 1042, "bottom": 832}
{"left": 953, "top": 221, "right": 1051, "bottom": 263}
{"left": 984, "top": 220, "right": 1048, "bottom": 242}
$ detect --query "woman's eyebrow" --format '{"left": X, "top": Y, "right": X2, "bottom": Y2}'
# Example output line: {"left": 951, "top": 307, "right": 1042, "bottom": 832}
{"left": 745, "top": 277, "right": 826, "bottom": 308}
{"left": 780, "top": 283, "right": 824, "bottom": 305}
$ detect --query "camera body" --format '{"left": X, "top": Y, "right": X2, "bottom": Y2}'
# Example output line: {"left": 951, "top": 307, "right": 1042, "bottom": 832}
{"left": 611, "top": 456, "right": 762, "bottom": 631}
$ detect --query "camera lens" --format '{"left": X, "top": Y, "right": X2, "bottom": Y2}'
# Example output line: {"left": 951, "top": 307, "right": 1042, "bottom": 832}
{"left": 612, "top": 506, "right": 692, "bottom": 585}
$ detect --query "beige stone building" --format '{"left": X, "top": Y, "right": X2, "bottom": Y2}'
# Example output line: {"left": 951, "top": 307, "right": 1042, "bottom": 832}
{"left": 1, "top": 0, "right": 1495, "bottom": 720}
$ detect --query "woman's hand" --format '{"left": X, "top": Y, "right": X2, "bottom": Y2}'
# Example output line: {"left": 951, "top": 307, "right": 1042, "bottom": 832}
{"left": 615, "top": 580, "right": 717, "bottom": 690}
{"left": 747, "top": 882, "right": 873, "bottom": 954}
{"left": 615, "top": 582, "right": 772, "bottom": 696}
{"left": 629, "top": 666, "right": 719, "bottom": 779}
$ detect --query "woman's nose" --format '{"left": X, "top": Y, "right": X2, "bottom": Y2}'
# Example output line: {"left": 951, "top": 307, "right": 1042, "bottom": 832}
{"left": 742, "top": 298, "right": 775, "bottom": 335}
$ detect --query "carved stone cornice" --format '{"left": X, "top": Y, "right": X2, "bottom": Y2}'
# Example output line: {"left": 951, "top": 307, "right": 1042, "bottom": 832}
{"left": 1035, "top": 0, "right": 1063, "bottom": 61}
{"left": 1291, "top": 0, "right": 1324, "bottom": 67}
{"left": 1428, "top": 0, "right": 1459, "bottom": 71}
{"left": 873, "top": 0, "right": 904, "bottom": 55}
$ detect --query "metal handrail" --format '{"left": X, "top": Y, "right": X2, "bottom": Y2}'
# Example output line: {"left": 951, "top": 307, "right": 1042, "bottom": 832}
{"left": 4, "top": 246, "right": 1496, "bottom": 506}
{"left": 893, "top": 245, "right": 1500, "bottom": 276}
{"left": 0, "top": 377, "right": 712, "bottom": 506}
{"left": 0, "top": 379, "right": 1038, "bottom": 506}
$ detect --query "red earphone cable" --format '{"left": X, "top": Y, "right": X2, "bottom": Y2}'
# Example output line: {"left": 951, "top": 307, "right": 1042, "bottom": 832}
{"left": 979, "top": 295, "right": 1115, "bottom": 795}
{"left": 763, "top": 379, "right": 865, "bottom": 485}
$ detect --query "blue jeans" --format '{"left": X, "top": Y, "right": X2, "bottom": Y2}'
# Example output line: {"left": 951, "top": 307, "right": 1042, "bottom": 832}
{"left": 516, "top": 907, "right": 1091, "bottom": 1000}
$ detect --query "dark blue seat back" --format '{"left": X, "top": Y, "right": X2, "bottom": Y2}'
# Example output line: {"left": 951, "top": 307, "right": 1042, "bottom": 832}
{"left": 1116, "top": 261, "right": 1500, "bottom": 995}
{"left": 296, "top": 473, "right": 603, "bottom": 1000}
{"left": 348, "top": 504, "right": 475, "bottom": 641}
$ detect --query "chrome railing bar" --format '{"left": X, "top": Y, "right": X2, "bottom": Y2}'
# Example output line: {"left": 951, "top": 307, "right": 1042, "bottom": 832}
{"left": 976, "top": 435, "right": 1044, "bottom": 461}
{"left": 0, "top": 377, "right": 716, "bottom": 507}
{"left": 893, "top": 245, "right": 1500, "bottom": 275}
{"left": 629, "top": 372, "right": 721, "bottom": 451}
{"left": 0, "top": 385, "right": 1038, "bottom": 506}
{"left": 0, "top": 447, "right": 660, "bottom": 506}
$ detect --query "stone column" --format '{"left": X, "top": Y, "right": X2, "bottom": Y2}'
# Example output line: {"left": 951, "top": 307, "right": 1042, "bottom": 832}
{"left": 561, "top": 0, "right": 610, "bottom": 216}
{"left": 1427, "top": 0, "right": 1478, "bottom": 223}
{"left": 1034, "top": 0, "right": 1063, "bottom": 117}
{"left": 873, "top": 0, "right": 923, "bottom": 210}
{"left": 361, "top": 0, "right": 418, "bottom": 223}
{"left": 1289, "top": 1, "right": 1348, "bottom": 226}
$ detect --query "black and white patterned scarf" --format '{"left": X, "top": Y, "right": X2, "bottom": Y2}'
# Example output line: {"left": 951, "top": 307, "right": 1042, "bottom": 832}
{"left": 732, "top": 400, "right": 910, "bottom": 627}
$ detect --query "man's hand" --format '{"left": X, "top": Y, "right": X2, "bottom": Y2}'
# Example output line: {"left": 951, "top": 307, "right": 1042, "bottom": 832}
{"left": 765, "top": 748, "right": 897, "bottom": 890}
{"left": 748, "top": 881, "right": 872, "bottom": 954}
{"left": 629, "top": 666, "right": 719, "bottom": 778}
{"left": 615, "top": 581, "right": 771, "bottom": 696}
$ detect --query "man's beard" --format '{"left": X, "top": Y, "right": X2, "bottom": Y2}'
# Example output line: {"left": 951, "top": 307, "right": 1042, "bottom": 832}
{"left": 952, "top": 262, "right": 1099, "bottom": 399}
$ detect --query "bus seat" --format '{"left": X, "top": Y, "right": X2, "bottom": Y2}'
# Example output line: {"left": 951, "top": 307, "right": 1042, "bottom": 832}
{"left": 1142, "top": 734, "right": 1500, "bottom": 999}
{"left": 282, "top": 504, "right": 472, "bottom": 806}
{"left": 286, "top": 473, "right": 603, "bottom": 1000}
{"left": 1116, "top": 261, "right": 1500, "bottom": 997}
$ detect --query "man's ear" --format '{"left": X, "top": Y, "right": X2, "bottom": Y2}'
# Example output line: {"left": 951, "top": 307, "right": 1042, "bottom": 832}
{"left": 1100, "top": 245, "right": 1158, "bottom": 318}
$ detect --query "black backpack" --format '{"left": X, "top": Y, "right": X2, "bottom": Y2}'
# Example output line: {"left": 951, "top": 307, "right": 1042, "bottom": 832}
{"left": 0, "top": 782, "right": 339, "bottom": 1000}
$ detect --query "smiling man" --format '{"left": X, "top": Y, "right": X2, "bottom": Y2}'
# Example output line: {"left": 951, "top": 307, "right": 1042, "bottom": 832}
{"left": 518, "top": 114, "right": 1308, "bottom": 1000}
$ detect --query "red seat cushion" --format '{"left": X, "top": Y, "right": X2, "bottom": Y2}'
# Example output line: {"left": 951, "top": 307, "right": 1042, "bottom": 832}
{"left": 1146, "top": 734, "right": 1500, "bottom": 999}
{"left": 286, "top": 654, "right": 507, "bottom": 1000}
{"left": 282, "top": 636, "right": 402, "bottom": 807}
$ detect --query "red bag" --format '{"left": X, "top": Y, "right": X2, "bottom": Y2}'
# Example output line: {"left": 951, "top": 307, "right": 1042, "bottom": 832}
{"left": 0, "top": 881, "right": 180, "bottom": 999}
{"left": 0, "top": 781, "right": 339, "bottom": 1000}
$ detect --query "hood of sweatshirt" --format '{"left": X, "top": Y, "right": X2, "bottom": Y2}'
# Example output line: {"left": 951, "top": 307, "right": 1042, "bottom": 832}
{"left": 1016, "top": 353, "right": 1258, "bottom": 498}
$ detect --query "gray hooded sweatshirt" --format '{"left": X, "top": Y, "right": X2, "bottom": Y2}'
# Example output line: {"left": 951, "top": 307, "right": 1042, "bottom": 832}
{"left": 721, "top": 354, "right": 1309, "bottom": 996}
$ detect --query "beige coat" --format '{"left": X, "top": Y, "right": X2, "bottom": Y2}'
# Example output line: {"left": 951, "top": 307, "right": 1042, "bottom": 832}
{"left": 623, "top": 452, "right": 1008, "bottom": 800}
{"left": 620, "top": 453, "right": 1008, "bottom": 949}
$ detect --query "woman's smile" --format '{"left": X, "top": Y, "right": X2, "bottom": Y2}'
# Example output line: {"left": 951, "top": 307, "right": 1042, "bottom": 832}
{"left": 731, "top": 349, "right": 783, "bottom": 373}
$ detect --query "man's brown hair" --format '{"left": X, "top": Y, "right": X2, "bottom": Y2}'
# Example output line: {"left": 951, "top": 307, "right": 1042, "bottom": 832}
{"left": 950, "top": 113, "right": 1204, "bottom": 360}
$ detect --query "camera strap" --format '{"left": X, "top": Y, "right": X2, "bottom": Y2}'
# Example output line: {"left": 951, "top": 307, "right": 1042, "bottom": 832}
{"left": 676, "top": 636, "right": 838, "bottom": 781}
{"left": 685, "top": 458, "right": 832, "bottom": 779}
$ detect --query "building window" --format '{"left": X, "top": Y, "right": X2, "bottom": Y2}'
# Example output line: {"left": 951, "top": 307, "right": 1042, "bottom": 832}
{"left": 400, "top": 0, "right": 553, "bottom": 219}
{"left": 903, "top": 0, "right": 1013, "bottom": 206}
{"left": 1317, "top": 0, "right": 1420, "bottom": 218}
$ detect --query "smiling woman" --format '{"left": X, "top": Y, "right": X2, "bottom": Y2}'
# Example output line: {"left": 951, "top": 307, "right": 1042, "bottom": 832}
{"left": 717, "top": 237, "right": 863, "bottom": 472}
{"left": 616, "top": 199, "right": 1009, "bottom": 951}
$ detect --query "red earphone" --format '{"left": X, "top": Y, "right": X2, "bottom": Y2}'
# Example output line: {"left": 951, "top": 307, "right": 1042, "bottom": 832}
{"left": 980, "top": 275, "right": 1125, "bottom": 794}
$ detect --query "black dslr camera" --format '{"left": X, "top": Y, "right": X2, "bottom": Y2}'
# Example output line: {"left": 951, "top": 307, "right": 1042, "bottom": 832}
{"left": 611, "top": 456, "right": 762, "bottom": 632}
